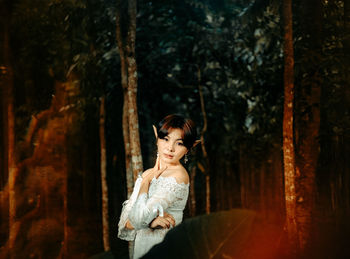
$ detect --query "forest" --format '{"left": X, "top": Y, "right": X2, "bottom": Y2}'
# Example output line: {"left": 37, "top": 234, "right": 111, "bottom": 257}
{"left": 0, "top": 0, "right": 349, "bottom": 258}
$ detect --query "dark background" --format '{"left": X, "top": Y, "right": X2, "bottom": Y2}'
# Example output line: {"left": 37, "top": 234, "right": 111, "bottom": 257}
{"left": 1, "top": 0, "right": 349, "bottom": 258}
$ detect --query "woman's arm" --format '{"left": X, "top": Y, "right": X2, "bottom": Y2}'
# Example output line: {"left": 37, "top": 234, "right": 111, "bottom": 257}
{"left": 122, "top": 171, "right": 154, "bottom": 231}
{"left": 128, "top": 178, "right": 185, "bottom": 230}
{"left": 117, "top": 176, "right": 143, "bottom": 241}
{"left": 126, "top": 211, "right": 175, "bottom": 230}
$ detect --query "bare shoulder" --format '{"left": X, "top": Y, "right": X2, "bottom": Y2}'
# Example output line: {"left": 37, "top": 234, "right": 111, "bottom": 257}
{"left": 164, "top": 166, "right": 189, "bottom": 184}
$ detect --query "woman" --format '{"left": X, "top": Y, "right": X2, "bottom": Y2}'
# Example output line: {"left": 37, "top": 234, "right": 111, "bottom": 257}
{"left": 118, "top": 114, "right": 199, "bottom": 259}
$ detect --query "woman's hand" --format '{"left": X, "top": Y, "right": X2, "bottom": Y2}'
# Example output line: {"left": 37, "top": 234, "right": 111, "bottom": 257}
{"left": 138, "top": 154, "right": 167, "bottom": 196}
{"left": 149, "top": 212, "right": 175, "bottom": 229}
{"left": 125, "top": 219, "right": 134, "bottom": 230}
{"left": 142, "top": 153, "right": 167, "bottom": 183}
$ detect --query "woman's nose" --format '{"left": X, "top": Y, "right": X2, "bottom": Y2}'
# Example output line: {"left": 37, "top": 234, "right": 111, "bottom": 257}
{"left": 167, "top": 142, "right": 175, "bottom": 152}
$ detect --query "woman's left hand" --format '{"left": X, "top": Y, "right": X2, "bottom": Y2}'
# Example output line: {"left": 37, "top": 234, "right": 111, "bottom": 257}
{"left": 149, "top": 212, "right": 175, "bottom": 229}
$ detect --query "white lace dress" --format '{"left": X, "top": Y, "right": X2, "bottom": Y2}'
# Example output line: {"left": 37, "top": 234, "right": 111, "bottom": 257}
{"left": 118, "top": 174, "right": 189, "bottom": 259}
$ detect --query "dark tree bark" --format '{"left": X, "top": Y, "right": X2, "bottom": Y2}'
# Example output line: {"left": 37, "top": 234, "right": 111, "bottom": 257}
{"left": 282, "top": 0, "right": 298, "bottom": 253}
{"left": 99, "top": 96, "right": 110, "bottom": 251}
{"left": 343, "top": 0, "right": 350, "bottom": 215}
{"left": 116, "top": 2, "right": 133, "bottom": 198}
{"left": 0, "top": 1, "right": 16, "bottom": 257}
{"left": 197, "top": 67, "right": 210, "bottom": 214}
{"left": 294, "top": 0, "right": 322, "bottom": 251}
{"left": 189, "top": 166, "right": 196, "bottom": 216}
{"left": 116, "top": 1, "right": 142, "bottom": 257}
{"left": 344, "top": 0, "right": 350, "bottom": 56}
{"left": 239, "top": 146, "right": 248, "bottom": 209}
{"left": 116, "top": 0, "right": 143, "bottom": 201}
{"left": 0, "top": 73, "right": 103, "bottom": 258}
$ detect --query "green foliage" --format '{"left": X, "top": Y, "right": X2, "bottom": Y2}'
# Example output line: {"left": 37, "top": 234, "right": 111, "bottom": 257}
{"left": 321, "top": 1, "right": 350, "bottom": 137}
{"left": 292, "top": 0, "right": 349, "bottom": 138}
{"left": 137, "top": 0, "right": 283, "bottom": 164}
{"left": 12, "top": 0, "right": 86, "bottom": 80}
{"left": 11, "top": 0, "right": 121, "bottom": 141}
{"left": 10, "top": 0, "right": 286, "bottom": 214}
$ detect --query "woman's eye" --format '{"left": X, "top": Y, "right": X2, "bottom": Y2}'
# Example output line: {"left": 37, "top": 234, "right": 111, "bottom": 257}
{"left": 164, "top": 138, "right": 169, "bottom": 141}
{"left": 177, "top": 142, "right": 184, "bottom": 146}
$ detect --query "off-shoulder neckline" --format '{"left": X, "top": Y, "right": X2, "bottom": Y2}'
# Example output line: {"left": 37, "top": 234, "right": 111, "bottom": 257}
{"left": 151, "top": 175, "right": 190, "bottom": 187}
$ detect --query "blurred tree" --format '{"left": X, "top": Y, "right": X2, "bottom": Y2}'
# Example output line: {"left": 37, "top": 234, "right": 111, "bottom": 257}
{"left": 116, "top": 0, "right": 143, "bottom": 257}
{"left": 293, "top": 0, "right": 322, "bottom": 251}
{"left": 197, "top": 67, "right": 211, "bottom": 214}
{"left": 318, "top": 0, "right": 350, "bottom": 226}
{"left": 99, "top": 96, "right": 110, "bottom": 251}
{"left": 0, "top": 0, "right": 110, "bottom": 257}
{"left": 282, "top": 0, "right": 298, "bottom": 253}
{"left": 0, "top": 0, "right": 16, "bottom": 258}
{"left": 116, "top": 0, "right": 143, "bottom": 199}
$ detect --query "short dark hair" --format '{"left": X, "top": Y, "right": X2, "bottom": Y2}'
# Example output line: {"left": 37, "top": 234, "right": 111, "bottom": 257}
{"left": 157, "top": 114, "right": 197, "bottom": 150}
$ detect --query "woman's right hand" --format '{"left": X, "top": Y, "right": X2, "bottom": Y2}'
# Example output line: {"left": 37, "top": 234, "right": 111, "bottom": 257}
{"left": 149, "top": 212, "right": 175, "bottom": 229}
{"left": 141, "top": 153, "right": 167, "bottom": 183}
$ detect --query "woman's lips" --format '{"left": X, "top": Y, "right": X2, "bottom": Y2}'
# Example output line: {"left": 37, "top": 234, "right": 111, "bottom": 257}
{"left": 164, "top": 153, "right": 174, "bottom": 159}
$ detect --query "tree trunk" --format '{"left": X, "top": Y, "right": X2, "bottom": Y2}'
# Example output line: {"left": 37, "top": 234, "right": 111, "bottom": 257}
{"left": 294, "top": 0, "right": 322, "bottom": 251}
{"left": 239, "top": 145, "right": 248, "bottom": 209}
{"left": 62, "top": 133, "right": 68, "bottom": 259}
{"left": 116, "top": 1, "right": 143, "bottom": 258}
{"left": 189, "top": 166, "right": 196, "bottom": 216}
{"left": 1, "top": 1, "right": 16, "bottom": 257}
{"left": 225, "top": 160, "right": 233, "bottom": 209}
{"left": 99, "top": 96, "right": 110, "bottom": 251}
{"left": 273, "top": 145, "right": 285, "bottom": 222}
{"left": 116, "top": 0, "right": 143, "bottom": 198}
{"left": 126, "top": 0, "right": 143, "bottom": 183}
{"left": 344, "top": 0, "right": 350, "bottom": 57}
{"left": 116, "top": 4, "right": 133, "bottom": 198}
{"left": 282, "top": 0, "right": 298, "bottom": 253}
{"left": 197, "top": 67, "right": 210, "bottom": 214}
{"left": 344, "top": 0, "right": 350, "bottom": 214}
{"left": 205, "top": 174, "right": 210, "bottom": 214}
{"left": 260, "top": 163, "right": 266, "bottom": 217}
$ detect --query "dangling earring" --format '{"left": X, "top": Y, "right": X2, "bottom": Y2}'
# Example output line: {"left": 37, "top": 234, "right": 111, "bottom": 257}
{"left": 157, "top": 152, "right": 159, "bottom": 158}
{"left": 184, "top": 153, "right": 188, "bottom": 164}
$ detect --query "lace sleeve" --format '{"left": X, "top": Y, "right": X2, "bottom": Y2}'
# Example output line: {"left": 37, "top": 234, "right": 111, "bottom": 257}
{"left": 128, "top": 177, "right": 185, "bottom": 230}
{"left": 117, "top": 176, "right": 143, "bottom": 241}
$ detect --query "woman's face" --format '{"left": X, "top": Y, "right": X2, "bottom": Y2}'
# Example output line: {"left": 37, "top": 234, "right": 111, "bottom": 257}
{"left": 157, "top": 128, "right": 188, "bottom": 166}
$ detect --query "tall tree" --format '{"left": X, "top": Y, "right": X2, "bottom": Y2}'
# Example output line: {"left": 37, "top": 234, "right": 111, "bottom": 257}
{"left": 344, "top": 0, "right": 350, "bottom": 57}
{"left": 116, "top": 0, "right": 143, "bottom": 199}
{"left": 99, "top": 96, "right": 110, "bottom": 251}
{"left": 294, "top": 0, "right": 322, "bottom": 251}
{"left": 0, "top": 0, "right": 16, "bottom": 257}
{"left": 282, "top": 0, "right": 298, "bottom": 253}
{"left": 343, "top": 0, "right": 350, "bottom": 217}
{"left": 197, "top": 67, "right": 211, "bottom": 214}
{"left": 116, "top": 2, "right": 143, "bottom": 257}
